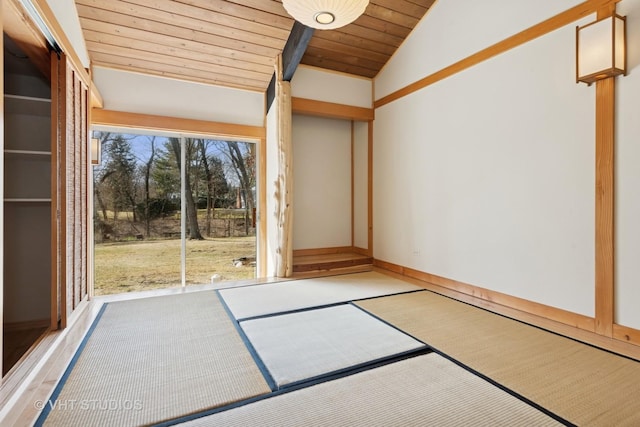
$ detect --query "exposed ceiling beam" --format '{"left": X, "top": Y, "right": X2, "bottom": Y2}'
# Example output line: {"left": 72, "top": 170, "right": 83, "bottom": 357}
{"left": 282, "top": 21, "right": 315, "bottom": 81}
{"left": 266, "top": 21, "right": 315, "bottom": 112}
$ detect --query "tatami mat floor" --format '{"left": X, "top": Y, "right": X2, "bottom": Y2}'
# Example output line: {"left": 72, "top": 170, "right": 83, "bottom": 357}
{"left": 6, "top": 270, "right": 640, "bottom": 426}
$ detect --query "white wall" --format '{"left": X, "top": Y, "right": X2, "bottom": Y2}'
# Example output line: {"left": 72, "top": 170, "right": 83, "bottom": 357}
{"left": 375, "top": 0, "right": 583, "bottom": 100}
{"left": 353, "top": 121, "right": 368, "bottom": 250}
{"left": 374, "top": 11, "right": 596, "bottom": 316}
{"left": 292, "top": 115, "right": 352, "bottom": 250}
{"left": 291, "top": 65, "right": 372, "bottom": 108}
{"left": 615, "top": 0, "right": 640, "bottom": 329}
{"left": 92, "top": 67, "right": 264, "bottom": 127}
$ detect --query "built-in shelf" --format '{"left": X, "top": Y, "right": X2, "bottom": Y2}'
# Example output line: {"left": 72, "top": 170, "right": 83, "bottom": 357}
{"left": 4, "top": 149, "right": 51, "bottom": 156}
{"left": 4, "top": 94, "right": 51, "bottom": 117}
{"left": 4, "top": 198, "right": 52, "bottom": 203}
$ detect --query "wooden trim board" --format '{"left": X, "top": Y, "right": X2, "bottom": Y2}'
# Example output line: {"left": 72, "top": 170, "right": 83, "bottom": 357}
{"left": 613, "top": 324, "right": 640, "bottom": 347}
{"left": 373, "top": 261, "right": 640, "bottom": 360}
{"left": 373, "top": 259, "right": 595, "bottom": 331}
{"left": 292, "top": 246, "right": 354, "bottom": 257}
{"left": 352, "top": 246, "right": 370, "bottom": 257}
{"left": 91, "top": 109, "right": 265, "bottom": 141}
{"left": 292, "top": 97, "right": 374, "bottom": 121}
{"left": 375, "top": 0, "right": 621, "bottom": 109}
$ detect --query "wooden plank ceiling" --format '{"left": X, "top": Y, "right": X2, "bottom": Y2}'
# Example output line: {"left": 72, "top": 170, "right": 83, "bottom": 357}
{"left": 75, "top": 0, "right": 435, "bottom": 92}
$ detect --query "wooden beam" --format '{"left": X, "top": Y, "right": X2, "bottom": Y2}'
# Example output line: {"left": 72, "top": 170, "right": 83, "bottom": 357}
{"left": 91, "top": 109, "right": 265, "bottom": 141}
{"left": 282, "top": 21, "right": 315, "bottom": 81}
{"left": 292, "top": 97, "right": 374, "bottom": 121}
{"left": 266, "top": 21, "right": 314, "bottom": 112}
{"left": 266, "top": 73, "right": 276, "bottom": 113}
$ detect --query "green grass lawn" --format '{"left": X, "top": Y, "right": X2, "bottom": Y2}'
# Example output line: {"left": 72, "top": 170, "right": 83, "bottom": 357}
{"left": 94, "top": 236, "right": 256, "bottom": 295}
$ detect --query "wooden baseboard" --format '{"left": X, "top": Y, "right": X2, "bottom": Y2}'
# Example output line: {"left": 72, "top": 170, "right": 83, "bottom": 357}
{"left": 293, "top": 246, "right": 354, "bottom": 257}
{"left": 613, "top": 324, "right": 640, "bottom": 347}
{"left": 405, "top": 263, "right": 594, "bottom": 331}
{"left": 373, "top": 260, "right": 640, "bottom": 360}
{"left": 352, "top": 246, "right": 371, "bottom": 257}
{"left": 374, "top": 259, "right": 594, "bottom": 330}
{"left": 3, "top": 319, "right": 50, "bottom": 332}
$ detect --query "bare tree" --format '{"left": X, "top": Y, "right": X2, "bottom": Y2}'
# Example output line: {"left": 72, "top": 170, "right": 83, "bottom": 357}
{"left": 142, "top": 136, "right": 156, "bottom": 237}
{"left": 169, "top": 138, "right": 203, "bottom": 240}
{"left": 225, "top": 141, "right": 255, "bottom": 235}
{"left": 197, "top": 140, "right": 215, "bottom": 236}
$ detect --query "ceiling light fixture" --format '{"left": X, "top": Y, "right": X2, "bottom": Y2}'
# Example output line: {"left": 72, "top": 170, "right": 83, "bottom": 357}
{"left": 283, "top": 0, "right": 369, "bottom": 30}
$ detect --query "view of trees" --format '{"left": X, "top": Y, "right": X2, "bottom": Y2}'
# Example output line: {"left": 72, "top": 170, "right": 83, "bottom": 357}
{"left": 93, "top": 132, "right": 256, "bottom": 241}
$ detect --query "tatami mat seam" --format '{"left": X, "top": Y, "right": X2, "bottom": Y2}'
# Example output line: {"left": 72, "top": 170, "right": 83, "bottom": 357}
{"left": 214, "top": 290, "right": 278, "bottom": 391}
{"left": 353, "top": 300, "right": 575, "bottom": 426}
{"left": 152, "top": 349, "right": 434, "bottom": 427}
{"left": 234, "top": 289, "right": 428, "bottom": 322}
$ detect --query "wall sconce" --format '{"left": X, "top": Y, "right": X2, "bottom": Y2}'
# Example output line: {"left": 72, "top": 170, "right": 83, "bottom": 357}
{"left": 576, "top": 14, "right": 626, "bottom": 85}
{"left": 91, "top": 137, "right": 101, "bottom": 165}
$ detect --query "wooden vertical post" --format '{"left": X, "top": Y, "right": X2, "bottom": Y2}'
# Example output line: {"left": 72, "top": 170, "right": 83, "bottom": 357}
{"left": 275, "top": 55, "right": 293, "bottom": 277}
{"left": 594, "top": 5, "right": 616, "bottom": 337}
{"left": 0, "top": 1, "right": 5, "bottom": 375}
{"left": 351, "top": 121, "right": 355, "bottom": 249}
{"left": 367, "top": 120, "right": 374, "bottom": 257}
{"left": 595, "top": 77, "right": 615, "bottom": 336}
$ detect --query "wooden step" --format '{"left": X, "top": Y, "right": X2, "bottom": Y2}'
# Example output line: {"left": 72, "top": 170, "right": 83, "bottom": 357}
{"left": 292, "top": 252, "right": 373, "bottom": 273}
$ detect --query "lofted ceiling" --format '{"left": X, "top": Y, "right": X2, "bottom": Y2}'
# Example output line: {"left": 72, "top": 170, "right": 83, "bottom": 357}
{"left": 75, "top": 0, "right": 435, "bottom": 92}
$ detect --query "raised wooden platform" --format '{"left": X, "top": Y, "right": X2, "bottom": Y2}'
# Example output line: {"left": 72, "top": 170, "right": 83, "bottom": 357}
{"left": 293, "top": 252, "right": 373, "bottom": 274}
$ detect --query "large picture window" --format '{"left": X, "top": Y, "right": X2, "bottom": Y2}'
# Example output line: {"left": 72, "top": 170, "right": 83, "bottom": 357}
{"left": 92, "top": 131, "right": 256, "bottom": 295}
